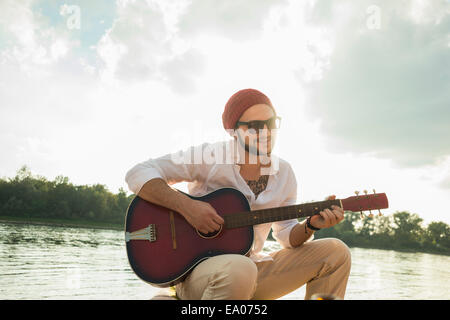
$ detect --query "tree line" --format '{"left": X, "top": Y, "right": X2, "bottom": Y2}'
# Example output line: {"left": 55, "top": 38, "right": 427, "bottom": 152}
{"left": 312, "top": 209, "right": 450, "bottom": 256}
{"left": 1, "top": 166, "right": 449, "bottom": 255}
{"left": 0, "top": 166, "right": 133, "bottom": 226}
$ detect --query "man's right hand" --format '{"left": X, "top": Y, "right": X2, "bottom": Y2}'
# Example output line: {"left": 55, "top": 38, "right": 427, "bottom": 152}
{"left": 137, "top": 178, "right": 224, "bottom": 235}
{"left": 181, "top": 199, "right": 224, "bottom": 234}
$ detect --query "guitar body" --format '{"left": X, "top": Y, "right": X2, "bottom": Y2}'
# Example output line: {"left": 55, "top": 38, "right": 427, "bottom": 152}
{"left": 125, "top": 188, "right": 253, "bottom": 288}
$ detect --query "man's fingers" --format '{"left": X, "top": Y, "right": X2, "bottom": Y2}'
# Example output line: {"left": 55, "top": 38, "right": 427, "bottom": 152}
{"left": 209, "top": 213, "right": 224, "bottom": 229}
{"left": 330, "top": 208, "right": 343, "bottom": 223}
{"left": 325, "top": 209, "right": 337, "bottom": 225}
{"left": 332, "top": 205, "right": 345, "bottom": 222}
{"left": 208, "top": 211, "right": 223, "bottom": 231}
{"left": 200, "top": 226, "right": 214, "bottom": 234}
{"left": 332, "top": 210, "right": 343, "bottom": 224}
{"left": 213, "top": 218, "right": 224, "bottom": 229}
{"left": 209, "top": 223, "right": 221, "bottom": 232}
{"left": 337, "top": 211, "right": 344, "bottom": 222}
{"left": 214, "top": 214, "right": 225, "bottom": 225}
{"left": 206, "top": 203, "right": 224, "bottom": 225}
{"left": 317, "top": 205, "right": 344, "bottom": 229}
{"left": 320, "top": 209, "right": 334, "bottom": 226}
{"left": 202, "top": 220, "right": 221, "bottom": 233}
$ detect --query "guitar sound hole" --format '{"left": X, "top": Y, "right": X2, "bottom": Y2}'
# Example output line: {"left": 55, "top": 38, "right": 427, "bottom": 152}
{"left": 196, "top": 225, "right": 222, "bottom": 239}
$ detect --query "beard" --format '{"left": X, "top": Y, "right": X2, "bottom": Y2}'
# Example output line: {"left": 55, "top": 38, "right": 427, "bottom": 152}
{"left": 236, "top": 131, "right": 273, "bottom": 158}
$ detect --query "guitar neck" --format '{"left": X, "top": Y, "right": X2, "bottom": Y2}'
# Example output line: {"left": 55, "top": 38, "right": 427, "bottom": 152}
{"left": 224, "top": 199, "right": 342, "bottom": 229}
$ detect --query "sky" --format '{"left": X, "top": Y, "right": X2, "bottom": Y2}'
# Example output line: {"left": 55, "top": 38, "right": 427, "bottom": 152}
{"left": 0, "top": 0, "right": 449, "bottom": 224}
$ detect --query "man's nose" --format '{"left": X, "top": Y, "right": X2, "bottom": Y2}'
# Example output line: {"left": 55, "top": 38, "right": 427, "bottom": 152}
{"left": 257, "top": 126, "right": 271, "bottom": 137}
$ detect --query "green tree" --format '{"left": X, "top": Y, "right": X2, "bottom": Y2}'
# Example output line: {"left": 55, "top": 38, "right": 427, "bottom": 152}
{"left": 0, "top": 166, "right": 133, "bottom": 226}
{"left": 425, "top": 221, "right": 450, "bottom": 251}
{"left": 15, "top": 165, "right": 33, "bottom": 181}
{"left": 392, "top": 211, "right": 423, "bottom": 249}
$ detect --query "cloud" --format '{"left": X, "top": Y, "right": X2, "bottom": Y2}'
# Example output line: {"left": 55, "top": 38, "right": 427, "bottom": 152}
{"left": 0, "top": 0, "right": 105, "bottom": 178}
{"left": 300, "top": 0, "right": 450, "bottom": 168}
{"left": 159, "top": 47, "right": 206, "bottom": 94}
{"left": 177, "top": 0, "right": 288, "bottom": 41}
{"left": 0, "top": 0, "right": 83, "bottom": 71}
{"left": 95, "top": 0, "right": 207, "bottom": 93}
{"left": 95, "top": 0, "right": 291, "bottom": 92}
{"left": 440, "top": 176, "right": 450, "bottom": 189}
{"left": 0, "top": 0, "right": 99, "bottom": 129}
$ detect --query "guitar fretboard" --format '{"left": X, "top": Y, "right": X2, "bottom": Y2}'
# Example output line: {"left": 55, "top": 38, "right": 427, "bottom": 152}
{"left": 223, "top": 199, "right": 341, "bottom": 229}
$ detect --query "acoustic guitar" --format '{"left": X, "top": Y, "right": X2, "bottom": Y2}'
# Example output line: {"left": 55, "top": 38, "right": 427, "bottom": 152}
{"left": 125, "top": 188, "right": 388, "bottom": 287}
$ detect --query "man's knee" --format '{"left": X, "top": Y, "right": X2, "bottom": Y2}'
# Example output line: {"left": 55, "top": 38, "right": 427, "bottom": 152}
{"left": 212, "top": 255, "right": 258, "bottom": 299}
{"left": 323, "top": 238, "right": 352, "bottom": 268}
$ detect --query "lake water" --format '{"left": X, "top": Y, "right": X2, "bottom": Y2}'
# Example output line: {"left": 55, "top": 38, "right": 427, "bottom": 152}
{"left": 1, "top": 222, "right": 449, "bottom": 300}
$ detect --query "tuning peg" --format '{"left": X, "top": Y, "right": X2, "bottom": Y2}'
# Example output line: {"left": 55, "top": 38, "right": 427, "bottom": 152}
{"left": 363, "top": 190, "right": 373, "bottom": 216}
{"left": 354, "top": 191, "right": 365, "bottom": 218}
{"left": 378, "top": 209, "right": 383, "bottom": 216}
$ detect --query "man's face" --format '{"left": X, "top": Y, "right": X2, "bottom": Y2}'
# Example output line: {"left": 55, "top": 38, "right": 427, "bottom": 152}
{"left": 234, "top": 103, "right": 278, "bottom": 157}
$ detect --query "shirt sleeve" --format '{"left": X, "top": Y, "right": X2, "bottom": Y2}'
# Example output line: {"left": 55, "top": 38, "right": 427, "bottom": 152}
{"left": 125, "top": 143, "right": 213, "bottom": 194}
{"left": 271, "top": 162, "right": 299, "bottom": 249}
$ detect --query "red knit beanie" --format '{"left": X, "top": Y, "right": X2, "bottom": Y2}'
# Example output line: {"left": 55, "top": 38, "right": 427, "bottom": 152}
{"left": 222, "top": 88, "right": 275, "bottom": 130}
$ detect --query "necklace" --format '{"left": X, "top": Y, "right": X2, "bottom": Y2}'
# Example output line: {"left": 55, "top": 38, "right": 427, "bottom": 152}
{"left": 246, "top": 175, "right": 269, "bottom": 199}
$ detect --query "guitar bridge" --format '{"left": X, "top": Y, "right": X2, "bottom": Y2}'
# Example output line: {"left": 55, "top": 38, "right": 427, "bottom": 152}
{"left": 125, "top": 224, "right": 156, "bottom": 242}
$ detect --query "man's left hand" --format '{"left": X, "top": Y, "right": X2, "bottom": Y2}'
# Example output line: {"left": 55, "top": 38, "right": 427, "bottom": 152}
{"left": 309, "top": 195, "right": 345, "bottom": 229}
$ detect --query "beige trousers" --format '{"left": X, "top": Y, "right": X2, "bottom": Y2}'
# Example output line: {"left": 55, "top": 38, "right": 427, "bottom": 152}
{"left": 175, "top": 238, "right": 352, "bottom": 300}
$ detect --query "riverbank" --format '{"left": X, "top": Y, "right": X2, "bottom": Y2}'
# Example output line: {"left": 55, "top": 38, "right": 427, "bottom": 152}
{"left": 0, "top": 216, "right": 123, "bottom": 231}
{"left": 345, "top": 240, "right": 450, "bottom": 257}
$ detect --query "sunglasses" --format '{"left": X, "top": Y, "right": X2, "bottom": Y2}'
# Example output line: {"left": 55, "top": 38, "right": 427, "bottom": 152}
{"left": 235, "top": 116, "right": 281, "bottom": 131}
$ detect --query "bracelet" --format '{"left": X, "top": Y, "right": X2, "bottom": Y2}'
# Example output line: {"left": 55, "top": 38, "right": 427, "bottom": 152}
{"left": 306, "top": 217, "right": 321, "bottom": 231}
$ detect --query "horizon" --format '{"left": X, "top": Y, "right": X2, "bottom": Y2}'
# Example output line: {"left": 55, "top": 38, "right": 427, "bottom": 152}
{"left": 0, "top": 0, "right": 449, "bottom": 224}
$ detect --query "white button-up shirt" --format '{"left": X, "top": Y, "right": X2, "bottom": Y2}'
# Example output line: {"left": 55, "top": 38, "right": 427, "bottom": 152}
{"left": 125, "top": 139, "right": 300, "bottom": 262}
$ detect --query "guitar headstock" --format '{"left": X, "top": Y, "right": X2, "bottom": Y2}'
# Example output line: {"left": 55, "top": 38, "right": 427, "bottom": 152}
{"left": 341, "top": 189, "right": 388, "bottom": 218}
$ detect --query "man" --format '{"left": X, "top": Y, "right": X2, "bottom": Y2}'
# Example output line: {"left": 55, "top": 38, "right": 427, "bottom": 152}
{"left": 125, "top": 88, "right": 351, "bottom": 300}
